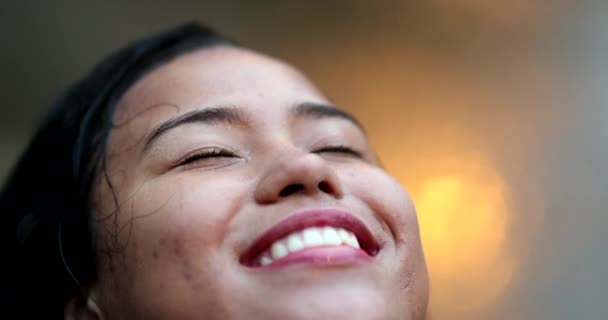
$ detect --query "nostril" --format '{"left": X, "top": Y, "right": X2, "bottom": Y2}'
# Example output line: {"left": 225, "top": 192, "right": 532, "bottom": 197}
{"left": 318, "top": 181, "right": 333, "bottom": 194}
{"left": 279, "top": 184, "right": 304, "bottom": 197}
{"left": 276, "top": 181, "right": 337, "bottom": 198}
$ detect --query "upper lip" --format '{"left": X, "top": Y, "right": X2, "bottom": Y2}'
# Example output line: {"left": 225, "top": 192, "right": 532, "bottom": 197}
{"left": 239, "top": 208, "right": 381, "bottom": 266}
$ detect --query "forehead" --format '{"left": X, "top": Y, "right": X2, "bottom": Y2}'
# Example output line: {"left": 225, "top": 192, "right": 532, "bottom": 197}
{"left": 113, "top": 46, "right": 328, "bottom": 124}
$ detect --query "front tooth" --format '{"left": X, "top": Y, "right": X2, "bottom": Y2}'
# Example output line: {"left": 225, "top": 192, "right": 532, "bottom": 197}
{"left": 271, "top": 241, "right": 288, "bottom": 260}
{"left": 321, "top": 226, "right": 342, "bottom": 245}
{"left": 286, "top": 233, "right": 305, "bottom": 252}
{"left": 302, "top": 228, "right": 324, "bottom": 247}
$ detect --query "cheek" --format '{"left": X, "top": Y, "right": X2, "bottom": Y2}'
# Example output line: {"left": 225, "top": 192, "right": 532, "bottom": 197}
{"left": 98, "top": 173, "right": 245, "bottom": 250}
{"left": 355, "top": 168, "right": 429, "bottom": 312}
{"left": 343, "top": 166, "right": 420, "bottom": 238}
{"left": 342, "top": 165, "right": 428, "bottom": 289}
{"left": 95, "top": 174, "right": 249, "bottom": 316}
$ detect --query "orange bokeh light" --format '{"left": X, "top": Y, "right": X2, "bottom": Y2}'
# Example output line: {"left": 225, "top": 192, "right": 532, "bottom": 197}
{"left": 412, "top": 154, "right": 516, "bottom": 316}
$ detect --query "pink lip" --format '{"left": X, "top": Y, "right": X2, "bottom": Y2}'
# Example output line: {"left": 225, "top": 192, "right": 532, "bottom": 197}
{"left": 239, "top": 209, "right": 381, "bottom": 268}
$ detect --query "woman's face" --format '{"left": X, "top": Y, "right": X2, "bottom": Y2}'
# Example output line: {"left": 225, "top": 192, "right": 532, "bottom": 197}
{"left": 91, "top": 46, "right": 428, "bottom": 320}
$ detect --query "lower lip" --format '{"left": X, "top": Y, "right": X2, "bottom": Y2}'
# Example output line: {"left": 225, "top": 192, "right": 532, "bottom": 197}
{"left": 255, "top": 246, "right": 372, "bottom": 269}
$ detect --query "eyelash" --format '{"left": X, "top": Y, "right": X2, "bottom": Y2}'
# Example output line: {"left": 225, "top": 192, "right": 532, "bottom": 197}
{"left": 179, "top": 147, "right": 239, "bottom": 166}
{"left": 313, "top": 145, "right": 363, "bottom": 158}
{"left": 177, "top": 144, "right": 362, "bottom": 168}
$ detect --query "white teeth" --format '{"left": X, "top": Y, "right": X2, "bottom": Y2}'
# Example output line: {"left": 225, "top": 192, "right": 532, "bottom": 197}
{"left": 270, "top": 241, "right": 288, "bottom": 260}
{"left": 338, "top": 229, "right": 351, "bottom": 243}
{"left": 257, "top": 226, "right": 363, "bottom": 266}
{"left": 346, "top": 233, "right": 360, "bottom": 248}
{"left": 260, "top": 255, "right": 273, "bottom": 266}
{"left": 302, "top": 228, "right": 324, "bottom": 246}
{"left": 286, "top": 233, "right": 305, "bottom": 252}
{"left": 337, "top": 229, "right": 359, "bottom": 248}
{"left": 321, "top": 226, "right": 342, "bottom": 245}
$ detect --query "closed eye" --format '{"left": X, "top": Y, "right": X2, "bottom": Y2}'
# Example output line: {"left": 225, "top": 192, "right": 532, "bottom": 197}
{"left": 313, "top": 145, "right": 363, "bottom": 158}
{"left": 178, "top": 147, "right": 239, "bottom": 166}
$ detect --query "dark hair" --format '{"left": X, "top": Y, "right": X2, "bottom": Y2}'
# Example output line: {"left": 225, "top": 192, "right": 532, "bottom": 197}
{"left": 0, "top": 22, "right": 231, "bottom": 318}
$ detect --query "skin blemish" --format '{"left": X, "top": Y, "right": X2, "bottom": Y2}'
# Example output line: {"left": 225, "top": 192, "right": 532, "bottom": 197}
{"left": 172, "top": 237, "right": 194, "bottom": 281}
{"left": 172, "top": 238, "right": 183, "bottom": 258}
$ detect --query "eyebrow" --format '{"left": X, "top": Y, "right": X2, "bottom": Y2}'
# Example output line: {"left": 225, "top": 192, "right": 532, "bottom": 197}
{"left": 142, "top": 102, "right": 364, "bottom": 152}
{"left": 292, "top": 102, "right": 365, "bottom": 133}
{"left": 143, "top": 106, "right": 246, "bottom": 151}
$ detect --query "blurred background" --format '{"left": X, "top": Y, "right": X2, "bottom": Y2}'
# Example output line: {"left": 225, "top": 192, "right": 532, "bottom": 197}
{"left": 1, "top": 1, "right": 606, "bottom": 319}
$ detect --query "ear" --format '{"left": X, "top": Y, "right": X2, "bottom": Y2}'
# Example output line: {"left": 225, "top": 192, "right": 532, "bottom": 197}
{"left": 64, "top": 290, "right": 104, "bottom": 320}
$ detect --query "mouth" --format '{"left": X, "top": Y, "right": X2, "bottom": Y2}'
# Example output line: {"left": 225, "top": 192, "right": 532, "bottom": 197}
{"left": 240, "top": 209, "right": 381, "bottom": 268}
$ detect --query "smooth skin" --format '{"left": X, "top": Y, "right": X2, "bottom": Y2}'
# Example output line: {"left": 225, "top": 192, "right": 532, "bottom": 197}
{"left": 68, "top": 46, "right": 428, "bottom": 320}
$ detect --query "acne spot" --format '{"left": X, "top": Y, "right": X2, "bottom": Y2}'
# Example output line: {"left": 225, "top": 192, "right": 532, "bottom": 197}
{"left": 173, "top": 238, "right": 183, "bottom": 257}
{"left": 172, "top": 237, "right": 194, "bottom": 282}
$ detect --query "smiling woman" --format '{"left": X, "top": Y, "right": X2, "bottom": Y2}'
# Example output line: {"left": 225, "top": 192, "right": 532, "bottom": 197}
{"left": 0, "top": 23, "right": 428, "bottom": 319}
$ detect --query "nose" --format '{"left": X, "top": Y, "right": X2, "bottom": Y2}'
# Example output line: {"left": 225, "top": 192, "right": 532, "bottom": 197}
{"left": 254, "top": 152, "right": 344, "bottom": 204}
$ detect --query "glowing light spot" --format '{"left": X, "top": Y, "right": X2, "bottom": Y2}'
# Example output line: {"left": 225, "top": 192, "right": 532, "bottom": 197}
{"left": 413, "top": 159, "right": 515, "bottom": 316}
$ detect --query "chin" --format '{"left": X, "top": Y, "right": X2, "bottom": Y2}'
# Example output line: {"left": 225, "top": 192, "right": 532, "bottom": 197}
{"left": 222, "top": 277, "right": 413, "bottom": 320}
